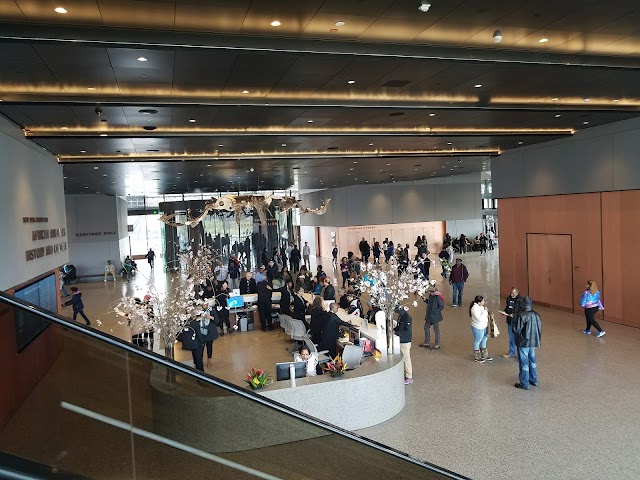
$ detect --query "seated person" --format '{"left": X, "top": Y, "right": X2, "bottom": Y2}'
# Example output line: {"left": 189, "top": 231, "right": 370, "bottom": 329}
{"left": 294, "top": 346, "right": 318, "bottom": 377}
{"left": 321, "top": 276, "right": 336, "bottom": 301}
{"left": 239, "top": 271, "right": 257, "bottom": 294}
{"left": 292, "top": 285, "right": 309, "bottom": 329}
{"left": 280, "top": 279, "right": 295, "bottom": 315}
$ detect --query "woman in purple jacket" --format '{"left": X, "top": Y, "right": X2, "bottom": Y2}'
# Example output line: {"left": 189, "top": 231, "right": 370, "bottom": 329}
{"left": 580, "top": 280, "right": 605, "bottom": 337}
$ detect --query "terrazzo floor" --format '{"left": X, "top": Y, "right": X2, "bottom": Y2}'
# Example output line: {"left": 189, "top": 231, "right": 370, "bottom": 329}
{"left": 65, "top": 249, "right": 640, "bottom": 480}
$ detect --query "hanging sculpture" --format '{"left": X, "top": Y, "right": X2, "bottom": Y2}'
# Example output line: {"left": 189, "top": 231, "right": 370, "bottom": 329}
{"left": 159, "top": 194, "right": 331, "bottom": 228}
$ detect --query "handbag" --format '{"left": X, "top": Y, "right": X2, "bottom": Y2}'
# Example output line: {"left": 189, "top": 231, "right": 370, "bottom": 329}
{"left": 487, "top": 312, "right": 500, "bottom": 338}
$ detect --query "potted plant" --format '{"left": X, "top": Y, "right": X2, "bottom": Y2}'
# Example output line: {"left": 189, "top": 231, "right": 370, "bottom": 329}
{"left": 323, "top": 355, "right": 348, "bottom": 377}
{"left": 245, "top": 368, "right": 270, "bottom": 390}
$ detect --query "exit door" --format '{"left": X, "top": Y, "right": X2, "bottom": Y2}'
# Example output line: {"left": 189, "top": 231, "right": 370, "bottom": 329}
{"left": 526, "top": 234, "right": 573, "bottom": 309}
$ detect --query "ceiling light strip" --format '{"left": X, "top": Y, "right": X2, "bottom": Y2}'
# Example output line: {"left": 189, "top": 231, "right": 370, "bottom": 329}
{"left": 57, "top": 148, "right": 500, "bottom": 163}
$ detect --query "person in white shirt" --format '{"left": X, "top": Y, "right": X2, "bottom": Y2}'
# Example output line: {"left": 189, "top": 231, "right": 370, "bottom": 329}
{"left": 446, "top": 244, "right": 454, "bottom": 264}
{"left": 104, "top": 260, "right": 117, "bottom": 282}
{"left": 214, "top": 260, "right": 228, "bottom": 285}
{"left": 302, "top": 242, "right": 311, "bottom": 269}
{"left": 294, "top": 346, "right": 318, "bottom": 377}
{"left": 470, "top": 295, "right": 492, "bottom": 363}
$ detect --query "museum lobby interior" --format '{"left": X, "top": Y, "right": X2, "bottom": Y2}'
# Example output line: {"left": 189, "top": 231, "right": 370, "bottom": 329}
{"left": 2, "top": 1, "right": 640, "bottom": 479}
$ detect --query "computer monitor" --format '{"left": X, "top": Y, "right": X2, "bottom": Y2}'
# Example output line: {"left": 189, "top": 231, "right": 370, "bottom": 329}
{"left": 232, "top": 288, "right": 240, "bottom": 297}
{"left": 227, "top": 296, "right": 245, "bottom": 309}
{"left": 275, "top": 361, "right": 307, "bottom": 381}
{"left": 349, "top": 327, "right": 360, "bottom": 345}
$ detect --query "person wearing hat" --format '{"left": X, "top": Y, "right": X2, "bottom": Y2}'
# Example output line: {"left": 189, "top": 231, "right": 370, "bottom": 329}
{"left": 393, "top": 305, "right": 413, "bottom": 385}
{"left": 513, "top": 296, "right": 542, "bottom": 390}
{"left": 421, "top": 285, "right": 445, "bottom": 350}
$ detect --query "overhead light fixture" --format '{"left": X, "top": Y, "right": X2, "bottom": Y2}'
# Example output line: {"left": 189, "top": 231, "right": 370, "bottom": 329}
{"left": 583, "top": 121, "right": 589, "bottom": 125}
{"left": 518, "top": 141, "right": 524, "bottom": 145}
{"left": 63, "top": 176, "right": 67, "bottom": 179}
{"left": 474, "top": 84, "right": 482, "bottom": 88}
{"left": 493, "top": 30, "right": 502, "bottom": 43}
{"left": 447, "top": 142, "right": 453, "bottom": 145}
{"left": 99, "top": 133, "right": 107, "bottom": 137}
{"left": 539, "top": 38, "right": 549, "bottom": 43}
{"left": 418, "top": 2, "right": 431, "bottom": 12}
{"left": 61, "top": 126, "right": 68, "bottom": 130}
{"left": 282, "top": 143, "right": 287, "bottom": 147}
{"left": 307, "top": 120, "right": 314, "bottom": 123}
{"left": 87, "top": 87, "right": 96, "bottom": 91}
{"left": 347, "top": 80, "right": 356, "bottom": 84}
{"left": 271, "top": 20, "right": 281, "bottom": 27}
{"left": 54, "top": 7, "right": 67, "bottom": 14}
{"left": 552, "top": 97, "right": 559, "bottom": 101}
{"left": 93, "top": 166, "right": 99, "bottom": 170}
{"left": 429, "top": 113, "right": 436, "bottom": 117}
{"left": 80, "top": 150, "right": 86, "bottom": 153}
{"left": 335, "top": 21, "right": 346, "bottom": 26}
{"left": 137, "top": 56, "right": 148, "bottom": 62}
{"left": 584, "top": 98, "right": 590, "bottom": 102}
{"left": 218, "top": 144, "right": 224, "bottom": 147}
{"left": 242, "top": 90, "right": 250, "bottom": 94}
{"left": 555, "top": 114, "right": 562, "bottom": 118}
{"left": 189, "top": 119, "right": 196, "bottom": 123}
{"left": 613, "top": 99, "right": 620, "bottom": 102}
{"left": 103, "top": 174, "right": 107, "bottom": 177}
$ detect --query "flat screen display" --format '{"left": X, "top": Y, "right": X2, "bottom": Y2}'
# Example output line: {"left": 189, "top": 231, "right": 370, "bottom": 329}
{"left": 14, "top": 274, "right": 56, "bottom": 353}
{"left": 227, "top": 296, "right": 245, "bottom": 308}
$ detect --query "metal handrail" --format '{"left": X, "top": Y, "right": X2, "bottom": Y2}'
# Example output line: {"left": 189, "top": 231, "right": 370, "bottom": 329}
{"left": 0, "top": 291, "right": 469, "bottom": 480}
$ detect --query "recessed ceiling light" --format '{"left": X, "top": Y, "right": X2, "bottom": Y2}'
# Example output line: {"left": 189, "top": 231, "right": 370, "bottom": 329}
{"left": 282, "top": 143, "right": 287, "bottom": 147}
{"left": 177, "top": 172, "right": 182, "bottom": 175}
{"left": 350, "top": 168, "right": 354, "bottom": 171}
{"left": 584, "top": 98, "right": 590, "bottom": 102}
{"left": 583, "top": 121, "right": 589, "bottom": 125}
{"left": 555, "top": 114, "right": 562, "bottom": 118}
{"left": 474, "top": 84, "right": 482, "bottom": 88}
{"left": 518, "top": 141, "right": 524, "bottom": 145}
{"left": 137, "top": 56, "right": 147, "bottom": 62}
{"left": 242, "top": 90, "right": 250, "bottom": 94}
{"left": 539, "top": 38, "right": 549, "bottom": 43}
{"left": 63, "top": 176, "right": 67, "bottom": 179}
{"left": 353, "top": 161, "right": 358, "bottom": 164}
{"left": 61, "top": 126, "right": 68, "bottom": 130}
{"left": 102, "top": 174, "right": 107, "bottom": 177}
{"left": 84, "top": 186, "right": 89, "bottom": 189}
{"left": 80, "top": 150, "right": 86, "bottom": 153}
{"left": 307, "top": 120, "right": 314, "bottom": 123}
{"left": 218, "top": 144, "right": 224, "bottom": 147}
{"left": 335, "top": 20, "right": 346, "bottom": 26}
{"left": 552, "top": 97, "right": 559, "bottom": 101}
{"left": 347, "top": 80, "right": 356, "bottom": 84}
{"left": 99, "top": 133, "right": 108, "bottom": 137}
{"left": 271, "top": 20, "right": 281, "bottom": 27}
{"left": 87, "top": 87, "right": 96, "bottom": 91}
{"left": 447, "top": 142, "right": 452, "bottom": 145}
{"left": 189, "top": 119, "right": 196, "bottom": 123}
{"left": 418, "top": 2, "right": 431, "bottom": 12}
{"left": 93, "top": 166, "right": 99, "bottom": 170}
{"left": 613, "top": 99, "right": 620, "bottom": 102}
{"left": 429, "top": 113, "right": 436, "bottom": 117}
{"left": 368, "top": 143, "right": 374, "bottom": 146}
{"left": 54, "top": 7, "right": 67, "bottom": 14}
{"left": 386, "top": 163, "right": 391, "bottom": 166}
{"left": 207, "top": 164, "right": 212, "bottom": 167}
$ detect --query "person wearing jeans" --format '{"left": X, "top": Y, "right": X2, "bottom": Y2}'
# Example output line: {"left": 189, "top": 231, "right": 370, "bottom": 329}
{"left": 502, "top": 287, "right": 523, "bottom": 358}
{"left": 513, "top": 296, "right": 542, "bottom": 390}
{"left": 470, "top": 295, "right": 491, "bottom": 363}
{"left": 394, "top": 306, "right": 413, "bottom": 384}
{"left": 449, "top": 258, "right": 469, "bottom": 307}
{"left": 580, "top": 280, "right": 605, "bottom": 338}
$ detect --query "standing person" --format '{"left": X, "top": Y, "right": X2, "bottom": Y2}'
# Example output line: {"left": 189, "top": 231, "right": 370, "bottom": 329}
{"left": 228, "top": 259, "right": 240, "bottom": 290}
{"left": 290, "top": 244, "right": 301, "bottom": 273}
{"left": 386, "top": 241, "right": 395, "bottom": 263}
{"left": 309, "top": 296, "right": 327, "bottom": 346}
{"left": 302, "top": 242, "right": 311, "bottom": 269}
{"left": 64, "top": 287, "right": 90, "bottom": 326}
{"left": 145, "top": 248, "right": 156, "bottom": 269}
{"left": 416, "top": 251, "right": 430, "bottom": 281}
{"left": 470, "top": 295, "right": 492, "bottom": 363}
{"left": 332, "top": 245, "right": 338, "bottom": 268}
{"left": 373, "top": 241, "right": 381, "bottom": 264}
{"left": 438, "top": 246, "right": 449, "bottom": 279}
{"left": 199, "top": 302, "right": 220, "bottom": 367}
{"left": 104, "top": 260, "right": 117, "bottom": 282}
{"left": 479, "top": 233, "right": 487, "bottom": 255}
{"left": 215, "top": 281, "right": 231, "bottom": 335}
{"left": 321, "top": 303, "right": 353, "bottom": 359}
{"left": 421, "top": 286, "right": 444, "bottom": 349}
{"left": 279, "top": 279, "right": 295, "bottom": 316}
{"left": 340, "top": 257, "right": 350, "bottom": 289}
{"left": 59, "top": 268, "right": 69, "bottom": 297}
{"left": 394, "top": 306, "right": 413, "bottom": 385}
{"left": 183, "top": 315, "right": 205, "bottom": 372}
{"left": 580, "top": 280, "right": 606, "bottom": 337}
{"left": 292, "top": 285, "right": 309, "bottom": 328}
{"left": 239, "top": 271, "right": 256, "bottom": 294}
{"left": 214, "top": 260, "right": 228, "bottom": 286}
{"left": 487, "top": 229, "right": 495, "bottom": 250}
{"left": 449, "top": 258, "right": 469, "bottom": 307}
{"left": 362, "top": 239, "right": 371, "bottom": 263}
{"left": 501, "top": 287, "right": 523, "bottom": 358}
{"left": 256, "top": 277, "right": 274, "bottom": 331}
{"left": 286, "top": 243, "right": 294, "bottom": 270}
{"left": 280, "top": 243, "right": 288, "bottom": 271}
{"left": 513, "top": 296, "right": 542, "bottom": 390}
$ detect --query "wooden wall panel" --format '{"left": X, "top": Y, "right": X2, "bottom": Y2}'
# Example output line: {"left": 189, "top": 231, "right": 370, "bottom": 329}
{"left": 498, "top": 194, "right": 602, "bottom": 316}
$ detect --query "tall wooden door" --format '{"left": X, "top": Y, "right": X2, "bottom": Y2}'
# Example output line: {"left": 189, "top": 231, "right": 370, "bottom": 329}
{"left": 526, "top": 234, "right": 573, "bottom": 309}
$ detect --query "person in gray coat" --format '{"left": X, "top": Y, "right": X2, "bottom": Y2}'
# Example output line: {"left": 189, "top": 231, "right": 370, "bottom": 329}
{"left": 513, "top": 296, "right": 542, "bottom": 390}
{"left": 421, "top": 286, "right": 445, "bottom": 349}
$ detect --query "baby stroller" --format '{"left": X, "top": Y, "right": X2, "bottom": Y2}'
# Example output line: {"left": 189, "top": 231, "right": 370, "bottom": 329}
{"left": 121, "top": 262, "right": 137, "bottom": 280}
{"left": 62, "top": 264, "right": 77, "bottom": 284}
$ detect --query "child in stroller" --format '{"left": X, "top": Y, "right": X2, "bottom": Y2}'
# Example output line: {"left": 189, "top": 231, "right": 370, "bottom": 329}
{"left": 120, "top": 256, "right": 137, "bottom": 280}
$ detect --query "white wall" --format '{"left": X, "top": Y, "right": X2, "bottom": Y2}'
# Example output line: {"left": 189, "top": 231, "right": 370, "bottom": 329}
{"left": 0, "top": 116, "right": 68, "bottom": 290}
{"left": 65, "top": 194, "right": 129, "bottom": 276}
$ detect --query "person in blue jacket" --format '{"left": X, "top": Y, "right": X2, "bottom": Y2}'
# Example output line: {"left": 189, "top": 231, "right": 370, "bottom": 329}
{"left": 581, "top": 280, "right": 605, "bottom": 337}
{"left": 63, "top": 287, "right": 90, "bottom": 325}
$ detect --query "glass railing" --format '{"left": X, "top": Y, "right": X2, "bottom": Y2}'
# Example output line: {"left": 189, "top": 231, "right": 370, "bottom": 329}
{"left": 0, "top": 292, "right": 468, "bottom": 480}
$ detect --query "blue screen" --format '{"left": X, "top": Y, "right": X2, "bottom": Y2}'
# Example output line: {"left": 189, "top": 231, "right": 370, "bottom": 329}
{"left": 227, "top": 296, "right": 245, "bottom": 308}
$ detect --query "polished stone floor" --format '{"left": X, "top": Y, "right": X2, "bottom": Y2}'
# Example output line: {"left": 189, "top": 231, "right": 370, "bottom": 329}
{"left": 70, "top": 250, "right": 640, "bottom": 480}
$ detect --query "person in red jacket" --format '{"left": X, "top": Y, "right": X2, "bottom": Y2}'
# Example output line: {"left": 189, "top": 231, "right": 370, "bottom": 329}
{"left": 449, "top": 258, "right": 469, "bottom": 307}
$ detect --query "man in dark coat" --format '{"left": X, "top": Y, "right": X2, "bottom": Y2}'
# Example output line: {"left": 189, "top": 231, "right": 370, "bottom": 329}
{"left": 421, "top": 287, "right": 444, "bottom": 349}
{"left": 292, "top": 286, "right": 309, "bottom": 329}
{"left": 416, "top": 251, "right": 431, "bottom": 281}
{"left": 290, "top": 245, "right": 301, "bottom": 273}
{"left": 321, "top": 276, "right": 335, "bottom": 301}
{"left": 449, "top": 258, "right": 469, "bottom": 307}
{"left": 256, "top": 277, "right": 274, "bottom": 331}
{"left": 394, "top": 306, "right": 413, "bottom": 384}
{"left": 309, "top": 298, "right": 327, "bottom": 345}
{"left": 239, "top": 272, "right": 257, "bottom": 295}
{"left": 502, "top": 287, "right": 524, "bottom": 358}
{"left": 513, "top": 296, "right": 542, "bottom": 390}
{"left": 321, "top": 303, "right": 352, "bottom": 359}
{"left": 64, "top": 287, "right": 90, "bottom": 325}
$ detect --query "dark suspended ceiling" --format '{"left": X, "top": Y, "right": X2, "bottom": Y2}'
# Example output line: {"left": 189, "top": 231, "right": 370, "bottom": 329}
{"left": 0, "top": 0, "right": 639, "bottom": 196}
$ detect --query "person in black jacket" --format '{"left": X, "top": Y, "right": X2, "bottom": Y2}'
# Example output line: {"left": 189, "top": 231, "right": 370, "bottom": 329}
{"left": 321, "top": 303, "right": 352, "bottom": 359}
{"left": 215, "top": 280, "right": 231, "bottom": 335}
{"left": 421, "top": 287, "right": 444, "bottom": 349}
{"left": 321, "top": 276, "right": 335, "bottom": 301}
{"left": 64, "top": 287, "right": 90, "bottom": 325}
{"left": 309, "top": 296, "right": 327, "bottom": 346}
{"left": 280, "top": 279, "right": 295, "bottom": 316}
{"left": 290, "top": 245, "right": 301, "bottom": 273}
{"left": 394, "top": 306, "right": 413, "bottom": 384}
{"left": 292, "top": 285, "right": 309, "bottom": 329}
{"left": 256, "top": 278, "right": 273, "bottom": 331}
{"left": 502, "top": 287, "right": 524, "bottom": 358}
{"left": 416, "top": 251, "right": 431, "bottom": 281}
{"left": 239, "top": 272, "right": 257, "bottom": 295}
{"left": 513, "top": 296, "right": 542, "bottom": 390}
